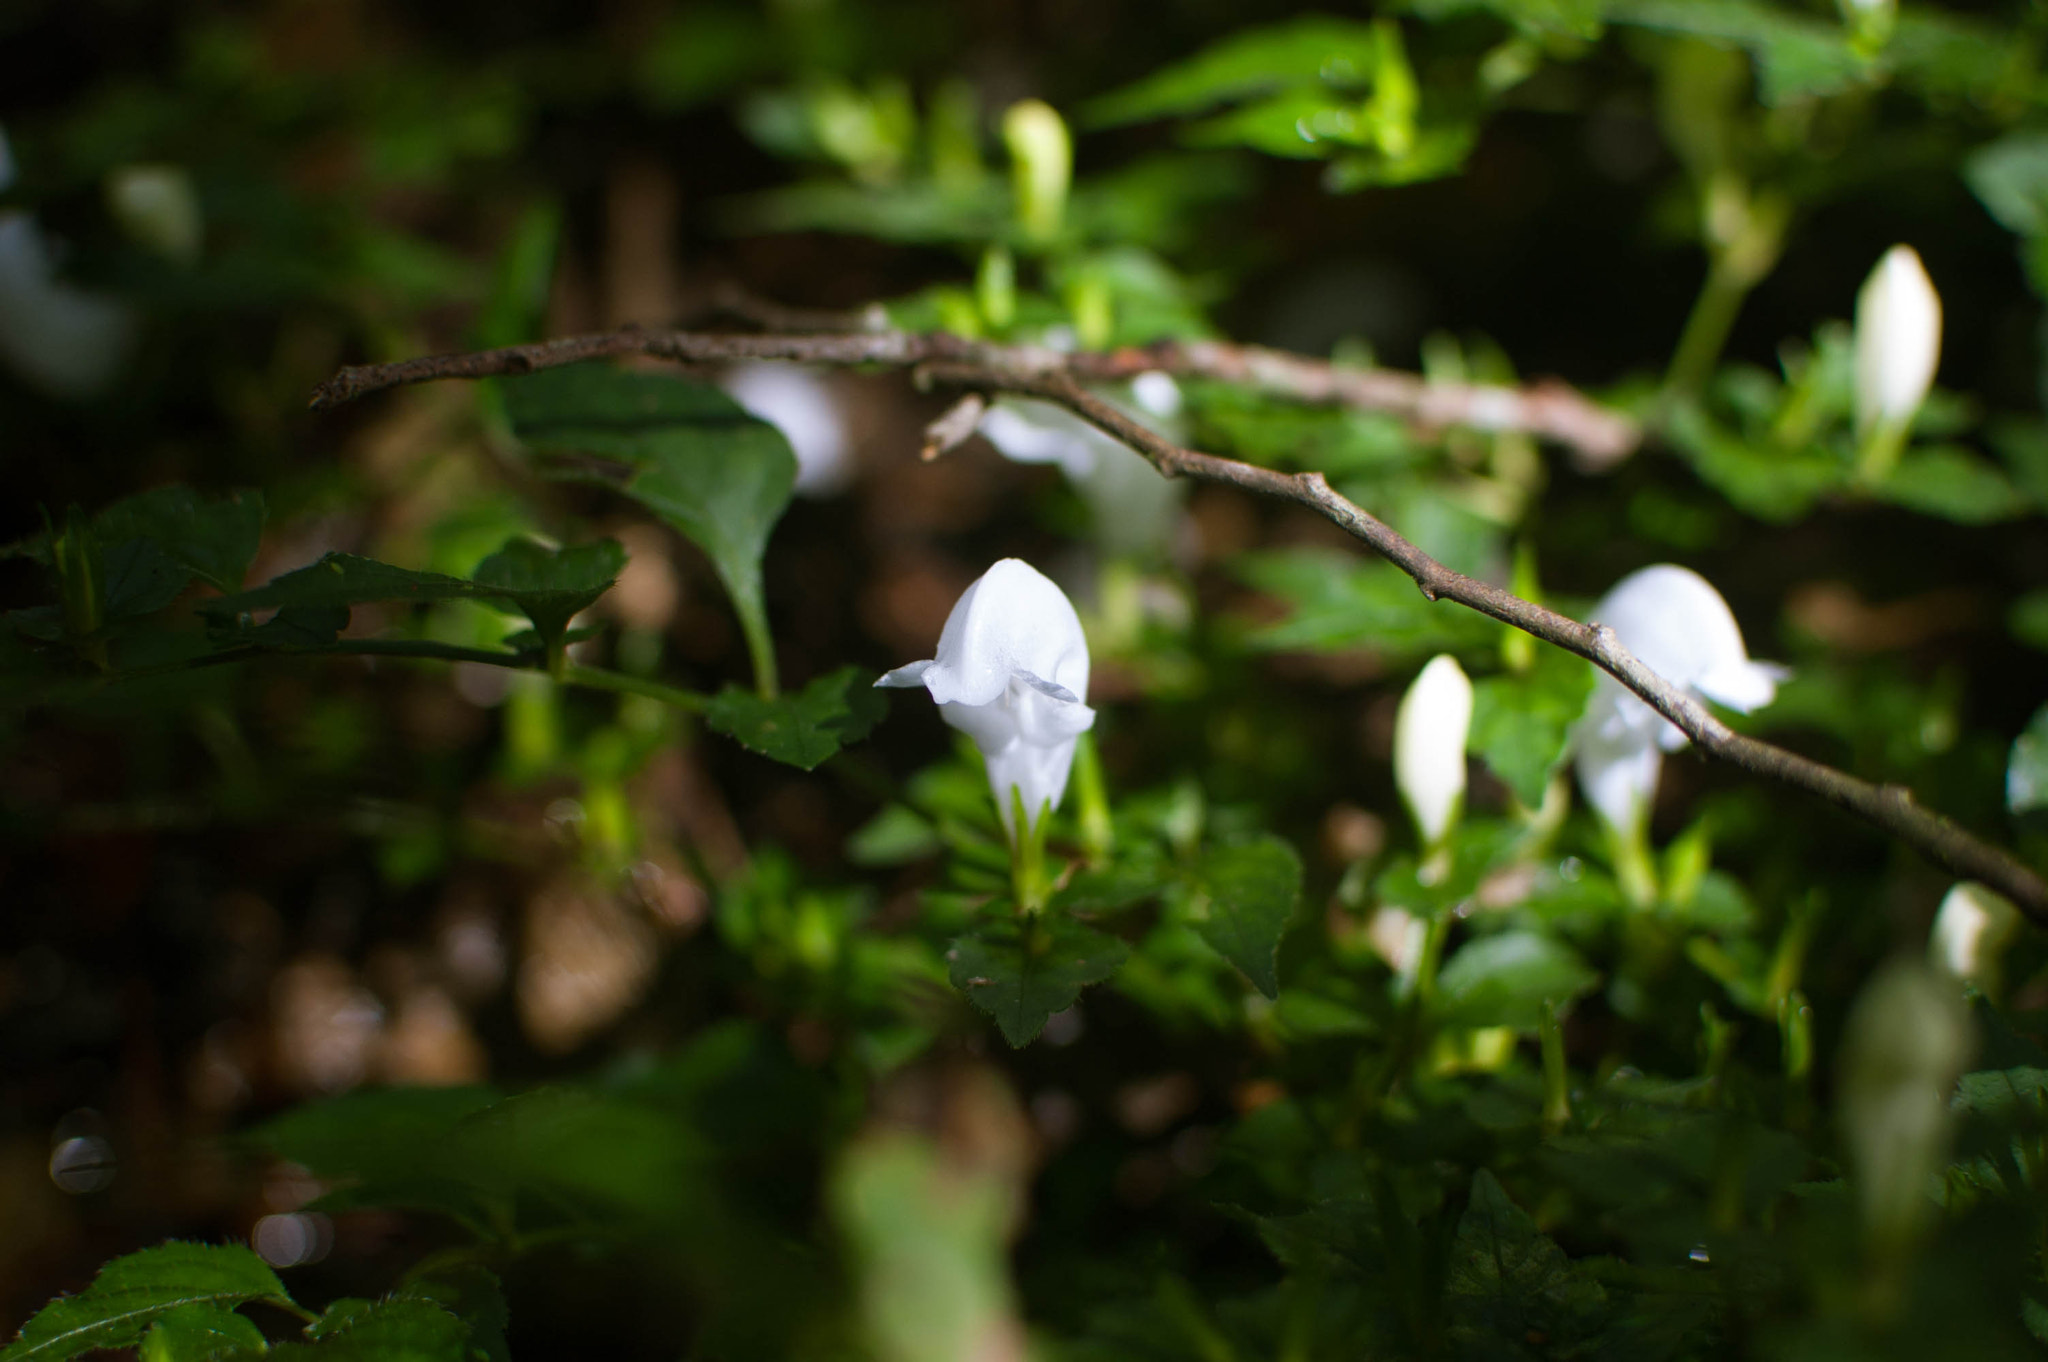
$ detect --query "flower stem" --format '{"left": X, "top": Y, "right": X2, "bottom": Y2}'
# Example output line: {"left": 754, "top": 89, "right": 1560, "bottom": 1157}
{"left": 1540, "top": 1000, "right": 1572, "bottom": 1133}
{"left": 1661, "top": 258, "right": 1749, "bottom": 405}
{"left": 1009, "top": 786, "right": 1053, "bottom": 914}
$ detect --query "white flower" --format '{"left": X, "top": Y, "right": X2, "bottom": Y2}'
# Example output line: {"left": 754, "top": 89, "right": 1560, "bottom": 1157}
{"left": 0, "top": 211, "right": 137, "bottom": 400}
{"left": 720, "top": 362, "right": 853, "bottom": 496}
{"left": 1854, "top": 245, "right": 1941, "bottom": 435}
{"left": 1930, "top": 881, "right": 2020, "bottom": 990}
{"left": 1573, "top": 565, "right": 1787, "bottom": 837}
{"left": 877, "top": 559, "right": 1095, "bottom": 842}
{"left": 977, "top": 374, "right": 1185, "bottom": 557}
{"left": 1393, "top": 654, "right": 1473, "bottom": 848}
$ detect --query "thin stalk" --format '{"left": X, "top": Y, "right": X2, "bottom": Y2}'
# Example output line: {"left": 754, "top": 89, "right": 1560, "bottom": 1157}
{"left": 1661, "top": 258, "right": 1750, "bottom": 404}
{"left": 1540, "top": 1000, "right": 1572, "bottom": 1133}
{"left": 560, "top": 664, "right": 709, "bottom": 712}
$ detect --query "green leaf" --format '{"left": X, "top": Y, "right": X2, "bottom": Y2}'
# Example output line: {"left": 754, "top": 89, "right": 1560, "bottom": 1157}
{"left": 201, "top": 554, "right": 495, "bottom": 625}
{"left": 1234, "top": 548, "right": 1495, "bottom": 658}
{"left": 275, "top": 1294, "right": 469, "bottom": 1362}
{"left": 1469, "top": 648, "right": 1596, "bottom": 808}
{"left": 94, "top": 486, "right": 266, "bottom": 594}
{"left": 2011, "top": 705, "right": 2048, "bottom": 816}
{"left": 1084, "top": 17, "right": 1381, "bottom": 126}
{"left": 1877, "top": 448, "right": 2032, "bottom": 524}
{"left": 101, "top": 538, "right": 192, "bottom": 622}
{"left": 847, "top": 804, "right": 943, "bottom": 867}
{"left": 1436, "top": 930, "right": 1599, "bottom": 1030}
{"left": 6, "top": 487, "right": 266, "bottom": 598}
{"left": 947, "top": 918, "right": 1130, "bottom": 1047}
{"left": 706, "top": 665, "right": 887, "bottom": 770}
{"left": 139, "top": 1304, "right": 267, "bottom": 1362}
{"left": 1603, "top": 0, "right": 1866, "bottom": 104}
{"left": 1187, "top": 835, "right": 1302, "bottom": 998}
{"left": 1052, "top": 842, "right": 1175, "bottom": 915}
{"left": 471, "top": 536, "right": 626, "bottom": 648}
{"left": 1663, "top": 404, "right": 1841, "bottom": 524}
{"left": 402, "top": 1268, "right": 509, "bottom": 1362}
{"left": 0, "top": 1243, "right": 294, "bottom": 1362}
{"left": 1444, "top": 1170, "right": 1608, "bottom": 1352}
{"left": 499, "top": 363, "right": 796, "bottom": 694}
{"left": 1966, "top": 131, "right": 2048, "bottom": 239}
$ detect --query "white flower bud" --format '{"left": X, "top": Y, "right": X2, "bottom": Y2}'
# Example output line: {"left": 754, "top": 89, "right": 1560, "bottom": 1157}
{"left": 1929, "top": 881, "right": 2021, "bottom": 992}
{"left": 1836, "top": 957, "right": 1971, "bottom": 1255}
{"left": 1573, "top": 566, "right": 1787, "bottom": 837}
{"left": 1394, "top": 654, "right": 1473, "bottom": 848}
{"left": 1002, "top": 99, "right": 1071, "bottom": 243}
{"left": 1853, "top": 245, "right": 1942, "bottom": 435}
{"left": 877, "top": 559, "right": 1095, "bottom": 842}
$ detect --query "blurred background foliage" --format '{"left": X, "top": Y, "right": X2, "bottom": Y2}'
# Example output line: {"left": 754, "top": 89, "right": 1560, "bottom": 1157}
{"left": 3, "top": 0, "right": 2048, "bottom": 1357}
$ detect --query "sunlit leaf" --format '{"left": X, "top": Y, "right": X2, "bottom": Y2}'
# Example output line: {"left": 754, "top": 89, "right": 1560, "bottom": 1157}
{"left": 1470, "top": 648, "right": 1596, "bottom": 808}
{"left": 1234, "top": 548, "right": 1495, "bottom": 658}
{"left": 1084, "top": 17, "right": 1382, "bottom": 126}
{"left": 139, "top": 1303, "right": 267, "bottom": 1362}
{"left": 0, "top": 1243, "right": 293, "bottom": 1362}
{"left": 1436, "top": 930, "right": 1598, "bottom": 1029}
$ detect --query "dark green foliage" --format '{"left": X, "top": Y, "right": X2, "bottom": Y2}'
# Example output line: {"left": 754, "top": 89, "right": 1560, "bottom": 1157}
{"left": 948, "top": 917, "right": 1131, "bottom": 1046}
{"left": 1186, "top": 835, "right": 1302, "bottom": 998}
{"left": 499, "top": 364, "right": 796, "bottom": 691}
{"left": 708, "top": 665, "right": 888, "bottom": 769}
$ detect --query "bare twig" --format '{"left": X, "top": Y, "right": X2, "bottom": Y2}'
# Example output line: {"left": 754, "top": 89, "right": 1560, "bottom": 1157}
{"left": 310, "top": 326, "right": 1639, "bottom": 465}
{"left": 920, "top": 392, "right": 989, "bottom": 460}
{"left": 311, "top": 326, "right": 2044, "bottom": 920}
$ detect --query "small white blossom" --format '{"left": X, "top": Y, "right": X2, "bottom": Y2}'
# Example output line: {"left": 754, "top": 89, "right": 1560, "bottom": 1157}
{"left": 1930, "top": 881, "right": 2021, "bottom": 990}
{"left": 1393, "top": 654, "right": 1473, "bottom": 848}
{"left": 1854, "top": 244, "right": 1942, "bottom": 435}
{"left": 877, "top": 559, "right": 1095, "bottom": 842}
{"left": 721, "top": 362, "right": 853, "bottom": 496}
{"left": 977, "top": 375, "right": 1185, "bottom": 556}
{"left": 1574, "top": 565, "right": 1787, "bottom": 837}
{"left": 0, "top": 211, "right": 137, "bottom": 400}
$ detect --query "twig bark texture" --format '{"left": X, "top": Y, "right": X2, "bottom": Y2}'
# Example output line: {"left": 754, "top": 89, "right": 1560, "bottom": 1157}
{"left": 312, "top": 326, "right": 2048, "bottom": 921}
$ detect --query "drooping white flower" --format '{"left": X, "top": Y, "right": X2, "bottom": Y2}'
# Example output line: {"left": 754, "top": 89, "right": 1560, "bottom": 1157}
{"left": 0, "top": 211, "right": 137, "bottom": 400}
{"left": 1930, "top": 881, "right": 2021, "bottom": 991}
{"left": 721, "top": 362, "right": 853, "bottom": 496}
{"left": 1393, "top": 654, "right": 1473, "bottom": 848}
{"left": 1573, "top": 565, "right": 1787, "bottom": 837}
{"left": 877, "top": 559, "right": 1095, "bottom": 842}
{"left": 978, "top": 374, "right": 1185, "bottom": 557}
{"left": 1854, "top": 245, "right": 1941, "bottom": 435}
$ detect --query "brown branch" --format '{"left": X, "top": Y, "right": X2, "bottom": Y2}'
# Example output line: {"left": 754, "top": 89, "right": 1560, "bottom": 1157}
{"left": 309, "top": 325, "right": 1639, "bottom": 465}
{"left": 310, "top": 327, "right": 2044, "bottom": 921}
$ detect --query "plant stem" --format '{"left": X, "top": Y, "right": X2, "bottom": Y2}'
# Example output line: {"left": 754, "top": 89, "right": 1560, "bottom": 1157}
{"left": 1540, "top": 1000, "right": 1572, "bottom": 1133}
{"left": 560, "top": 664, "right": 709, "bottom": 712}
{"left": 1662, "top": 258, "right": 1749, "bottom": 404}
